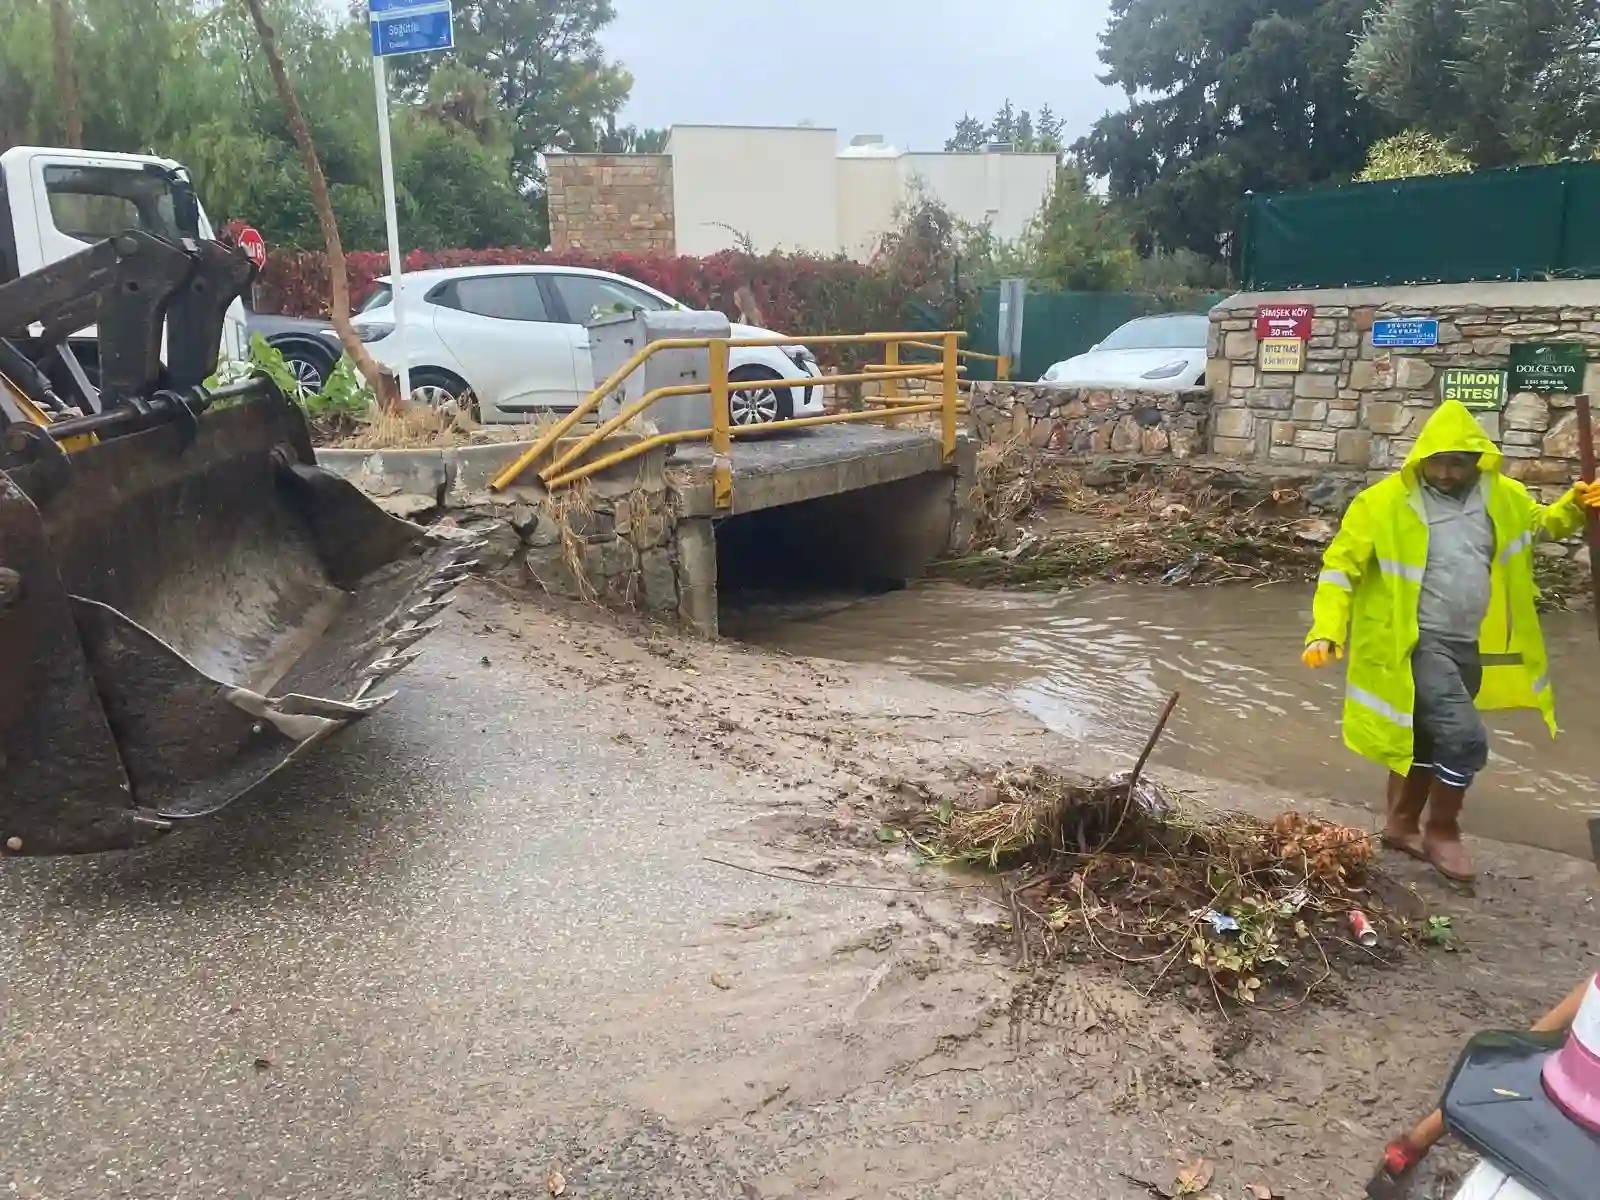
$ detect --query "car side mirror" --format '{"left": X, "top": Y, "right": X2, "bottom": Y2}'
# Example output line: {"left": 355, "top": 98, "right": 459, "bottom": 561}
{"left": 1089, "top": 342, "right": 1102, "bottom": 352}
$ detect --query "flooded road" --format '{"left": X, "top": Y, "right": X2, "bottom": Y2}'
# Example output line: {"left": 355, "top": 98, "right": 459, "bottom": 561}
{"left": 730, "top": 583, "right": 1600, "bottom": 858}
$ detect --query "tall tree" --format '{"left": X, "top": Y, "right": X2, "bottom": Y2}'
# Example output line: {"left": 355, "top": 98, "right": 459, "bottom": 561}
{"left": 944, "top": 102, "right": 1066, "bottom": 152}
{"left": 1076, "top": 0, "right": 1395, "bottom": 260}
{"left": 393, "top": 0, "right": 632, "bottom": 190}
{"left": 1350, "top": 0, "right": 1600, "bottom": 166}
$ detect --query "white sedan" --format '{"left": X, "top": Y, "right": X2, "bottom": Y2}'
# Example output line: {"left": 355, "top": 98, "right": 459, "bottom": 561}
{"left": 1040, "top": 313, "right": 1210, "bottom": 390}
{"left": 338, "top": 265, "right": 824, "bottom": 426}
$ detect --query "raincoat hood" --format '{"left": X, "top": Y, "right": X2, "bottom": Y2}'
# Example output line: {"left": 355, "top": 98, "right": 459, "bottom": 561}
{"left": 1402, "top": 400, "right": 1502, "bottom": 481}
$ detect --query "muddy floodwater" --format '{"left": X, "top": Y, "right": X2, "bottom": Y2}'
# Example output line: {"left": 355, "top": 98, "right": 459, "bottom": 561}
{"left": 730, "top": 583, "right": 1600, "bottom": 859}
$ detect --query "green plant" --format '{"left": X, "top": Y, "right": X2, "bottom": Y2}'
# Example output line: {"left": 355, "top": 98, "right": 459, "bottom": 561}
{"left": 1357, "top": 132, "right": 1475, "bottom": 182}
{"left": 1424, "top": 914, "right": 1456, "bottom": 947}
{"left": 207, "top": 333, "right": 300, "bottom": 395}
{"left": 305, "top": 354, "right": 374, "bottom": 421}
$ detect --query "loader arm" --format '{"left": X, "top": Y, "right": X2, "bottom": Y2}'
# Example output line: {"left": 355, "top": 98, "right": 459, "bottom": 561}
{"left": 0, "top": 231, "right": 476, "bottom": 856}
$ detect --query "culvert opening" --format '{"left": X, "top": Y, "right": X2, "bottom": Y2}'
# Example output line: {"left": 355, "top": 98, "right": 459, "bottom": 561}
{"left": 713, "top": 475, "right": 954, "bottom": 635}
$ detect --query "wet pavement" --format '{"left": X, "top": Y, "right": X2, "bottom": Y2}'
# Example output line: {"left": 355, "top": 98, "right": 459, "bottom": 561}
{"left": 0, "top": 589, "right": 1172, "bottom": 1199}
{"left": 5, "top": 585, "right": 1598, "bottom": 1198}
{"left": 732, "top": 582, "right": 1600, "bottom": 858}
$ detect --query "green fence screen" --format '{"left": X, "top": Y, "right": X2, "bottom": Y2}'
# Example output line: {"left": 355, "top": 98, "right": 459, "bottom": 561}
{"left": 1241, "top": 160, "right": 1600, "bottom": 291}
{"left": 967, "top": 289, "right": 1228, "bottom": 382}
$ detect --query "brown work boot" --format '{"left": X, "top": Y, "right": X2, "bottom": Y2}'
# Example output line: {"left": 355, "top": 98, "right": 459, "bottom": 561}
{"left": 1381, "top": 768, "right": 1431, "bottom": 861}
{"left": 1423, "top": 783, "right": 1476, "bottom": 882}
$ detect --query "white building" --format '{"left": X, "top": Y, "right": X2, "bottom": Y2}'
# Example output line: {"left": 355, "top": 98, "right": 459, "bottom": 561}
{"left": 547, "top": 125, "right": 1060, "bottom": 262}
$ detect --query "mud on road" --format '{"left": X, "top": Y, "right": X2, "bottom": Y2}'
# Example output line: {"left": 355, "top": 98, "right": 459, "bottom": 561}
{"left": 3, "top": 581, "right": 1594, "bottom": 1199}
{"left": 457, "top": 585, "right": 1598, "bottom": 1199}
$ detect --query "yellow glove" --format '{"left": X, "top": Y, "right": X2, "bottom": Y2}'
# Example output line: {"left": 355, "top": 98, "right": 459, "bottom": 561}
{"left": 1572, "top": 481, "right": 1600, "bottom": 510}
{"left": 1302, "top": 639, "right": 1342, "bottom": 669}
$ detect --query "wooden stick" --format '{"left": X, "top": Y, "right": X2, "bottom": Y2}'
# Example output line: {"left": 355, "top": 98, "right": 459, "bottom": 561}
{"left": 1576, "top": 395, "right": 1600, "bottom": 641}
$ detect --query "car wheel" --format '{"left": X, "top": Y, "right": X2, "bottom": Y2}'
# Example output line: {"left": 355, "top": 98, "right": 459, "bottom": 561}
{"left": 727, "top": 365, "right": 794, "bottom": 428}
{"left": 409, "top": 368, "right": 480, "bottom": 422}
{"left": 278, "top": 344, "right": 335, "bottom": 398}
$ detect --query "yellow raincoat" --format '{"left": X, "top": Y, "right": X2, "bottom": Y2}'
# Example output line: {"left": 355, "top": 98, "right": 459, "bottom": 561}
{"left": 1307, "top": 400, "right": 1585, "bottom": 774}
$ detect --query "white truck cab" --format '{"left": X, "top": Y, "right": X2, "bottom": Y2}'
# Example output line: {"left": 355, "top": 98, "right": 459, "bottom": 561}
{"left": 0, "top": 145, "right": 248, "bottom": 364}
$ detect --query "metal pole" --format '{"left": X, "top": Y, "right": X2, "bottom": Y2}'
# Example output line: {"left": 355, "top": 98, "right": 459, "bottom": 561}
{"left": 1575, "top": 394, "right": 1600, "bottom": 641}
{"left": 709, "top": 338, "right": 732, "bottom": 510}
{"left": 371, "top": 54, "right": 410, "bottom": 404}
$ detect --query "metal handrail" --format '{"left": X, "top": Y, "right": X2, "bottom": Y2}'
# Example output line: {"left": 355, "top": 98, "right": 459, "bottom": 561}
{"left": 489, "top": 329, "right": 964, "bottom": 508}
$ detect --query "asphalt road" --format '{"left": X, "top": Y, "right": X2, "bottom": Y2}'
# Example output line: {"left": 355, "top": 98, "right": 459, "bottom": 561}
{"left": 4, "top": 590, "right": 1456, "bottom": 1199}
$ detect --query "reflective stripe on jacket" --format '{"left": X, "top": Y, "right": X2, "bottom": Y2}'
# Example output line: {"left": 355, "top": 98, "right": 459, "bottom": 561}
{"left": 1306, "top": 400, "right": 1583, "bottom": 774}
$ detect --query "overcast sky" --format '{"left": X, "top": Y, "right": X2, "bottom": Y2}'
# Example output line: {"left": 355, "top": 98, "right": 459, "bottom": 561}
{"left": 603, "top": 0, "right": 1124, "bottom": 152}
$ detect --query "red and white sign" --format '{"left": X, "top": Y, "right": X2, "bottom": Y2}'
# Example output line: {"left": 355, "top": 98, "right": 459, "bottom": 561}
{"left": 1255, "top": 304, "right": 1314, "bottom": 340}
{"left": 236, "top": 226, "right": 267, "bottom": 270}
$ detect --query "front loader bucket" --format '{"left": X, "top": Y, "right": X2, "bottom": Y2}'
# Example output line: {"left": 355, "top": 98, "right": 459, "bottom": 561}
{"left": 0, "top": 384, "right": 474, "bottom": 855}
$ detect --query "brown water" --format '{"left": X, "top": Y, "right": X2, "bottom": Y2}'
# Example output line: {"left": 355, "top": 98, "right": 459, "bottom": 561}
{"left": 731, "top": 583, "right": 1600, "bottom": 858}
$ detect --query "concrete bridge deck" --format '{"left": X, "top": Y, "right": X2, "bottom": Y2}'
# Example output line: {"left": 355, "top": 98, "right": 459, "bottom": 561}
{"left": 666, "top": 424, "right": 959, "bottom": 517}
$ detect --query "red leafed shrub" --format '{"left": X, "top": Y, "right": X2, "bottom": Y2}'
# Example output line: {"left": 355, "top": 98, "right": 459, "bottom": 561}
{"left": 252, "top": 246, "right": 971, "bottom": 366}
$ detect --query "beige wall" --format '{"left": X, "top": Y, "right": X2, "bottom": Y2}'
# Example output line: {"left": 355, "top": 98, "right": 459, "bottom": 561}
{"left": 836, "top": 155, "right": 902, "bottom": 258}
{"left": 898, "top": 151, "right": 1058, "bottom": 244}
{"left": 835, "top": 148, "right": 1059, "bottom": 259}
{"left": 667, "top": 125, "right": 840, "bottom": 256}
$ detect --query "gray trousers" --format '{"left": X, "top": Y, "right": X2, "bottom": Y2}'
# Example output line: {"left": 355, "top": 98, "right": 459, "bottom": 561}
{"left": 1411, "top": 633, "right": 1488, "bottom": 788}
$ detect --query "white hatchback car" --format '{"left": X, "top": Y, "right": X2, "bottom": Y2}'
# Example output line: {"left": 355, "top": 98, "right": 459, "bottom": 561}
{"left": 342, "top": 265, "right": 825, "bottom": 425}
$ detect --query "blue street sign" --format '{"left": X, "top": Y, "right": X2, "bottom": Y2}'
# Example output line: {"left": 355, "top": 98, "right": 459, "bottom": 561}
{"left": 1371, "top": 318, "right": 1439, "bottom": 348}
{"left": 370, "top": 0, "right": 452, "bottom": 57}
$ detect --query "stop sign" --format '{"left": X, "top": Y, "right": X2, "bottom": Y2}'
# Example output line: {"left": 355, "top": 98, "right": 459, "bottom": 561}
{"left": 236, "top": 226, "right": 267, "bottom": 269}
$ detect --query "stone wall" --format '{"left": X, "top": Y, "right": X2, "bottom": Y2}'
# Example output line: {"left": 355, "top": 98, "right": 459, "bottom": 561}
{"left": 317, "top": 437, "right": 688, "bottom": 625}
{"left": 965, "top": 382, "right": 1208, "bottom": 458}
{"left": 1207, "top": 282, "right": 1600, "bottom": 501}
{"left": 546, "top": 153, "right": 675, "bottom": 255}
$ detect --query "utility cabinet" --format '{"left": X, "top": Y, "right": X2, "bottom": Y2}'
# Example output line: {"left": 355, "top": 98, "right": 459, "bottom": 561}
{"left": 587, "top": 308, "right": 732, "bottom": 435}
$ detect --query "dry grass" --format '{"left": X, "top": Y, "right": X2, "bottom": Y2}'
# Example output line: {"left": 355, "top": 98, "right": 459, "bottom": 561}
{"left": 968, "top": 439, "right": 1091, "bottom": 548}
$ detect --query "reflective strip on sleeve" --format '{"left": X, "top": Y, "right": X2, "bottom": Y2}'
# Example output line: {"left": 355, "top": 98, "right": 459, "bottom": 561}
{"left": 1318, "top": 569, "right": 1352, "bottom": 590}
{"left": 1346, "top": 683, "right": 1414, "bottom": 729}
{"left": 1499, "top": 530, "right": 1534, "bottom": 562}
{"left": 1533, "top": 674, "right": 1550, "bottom": 695}
{"left": 1377, "top": 558, "right": 1425, "bottom": 583}
{"left": 1479, "top": 653, "right": 1525, "bottom": 667}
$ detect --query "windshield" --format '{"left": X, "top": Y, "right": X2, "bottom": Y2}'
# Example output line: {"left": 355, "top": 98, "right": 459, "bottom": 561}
{"left": 359, "top": 284, "right": 393, "bottom": 313}
{"left": 42, "top": 164, "right": 196, "bottom": 242}
{"left": 1097, "top": 315, "right": 1208, "bottom": 351}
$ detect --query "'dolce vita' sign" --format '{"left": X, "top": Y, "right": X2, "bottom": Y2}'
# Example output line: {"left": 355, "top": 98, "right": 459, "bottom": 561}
{"left": 1509, "top": 343, "right": 1588, "bottom": 395}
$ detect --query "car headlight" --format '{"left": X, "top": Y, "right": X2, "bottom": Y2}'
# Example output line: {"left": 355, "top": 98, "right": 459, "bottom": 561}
{"left": 1141, "top": 359, "right": 1192, "bottom": 380}
{"left": 786, "top": 347, "right": 818, "bottom": 373}
{"left": 352, "top": 322, "right": 393, "bottom": 344}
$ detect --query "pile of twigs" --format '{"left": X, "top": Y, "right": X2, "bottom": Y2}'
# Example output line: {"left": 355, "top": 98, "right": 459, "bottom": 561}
{"left": 896, "top": 694, "right": 1415, "bottom": 1010}
{"left": 939, "top": 510, "right": 1332, "bottom": 589}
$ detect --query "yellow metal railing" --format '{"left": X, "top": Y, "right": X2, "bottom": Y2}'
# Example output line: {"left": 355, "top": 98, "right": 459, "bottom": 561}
{"left": 488, "top": 331, "right": 967, "bottom": 509}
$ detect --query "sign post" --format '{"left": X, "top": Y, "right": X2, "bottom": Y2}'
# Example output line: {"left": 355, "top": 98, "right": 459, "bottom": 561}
{"left": 368, "top": 0, "right": 454, "bottom": 404}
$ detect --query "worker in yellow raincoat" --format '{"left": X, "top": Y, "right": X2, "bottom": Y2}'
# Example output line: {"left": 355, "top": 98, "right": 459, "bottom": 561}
{"left": 1303, "top": 399, "right": 1600, "bottom": 881}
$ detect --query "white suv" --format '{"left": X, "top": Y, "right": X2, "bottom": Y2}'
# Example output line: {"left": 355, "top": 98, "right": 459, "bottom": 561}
{"left": 341, "top": 265, "right": 824, "bottom": 425}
